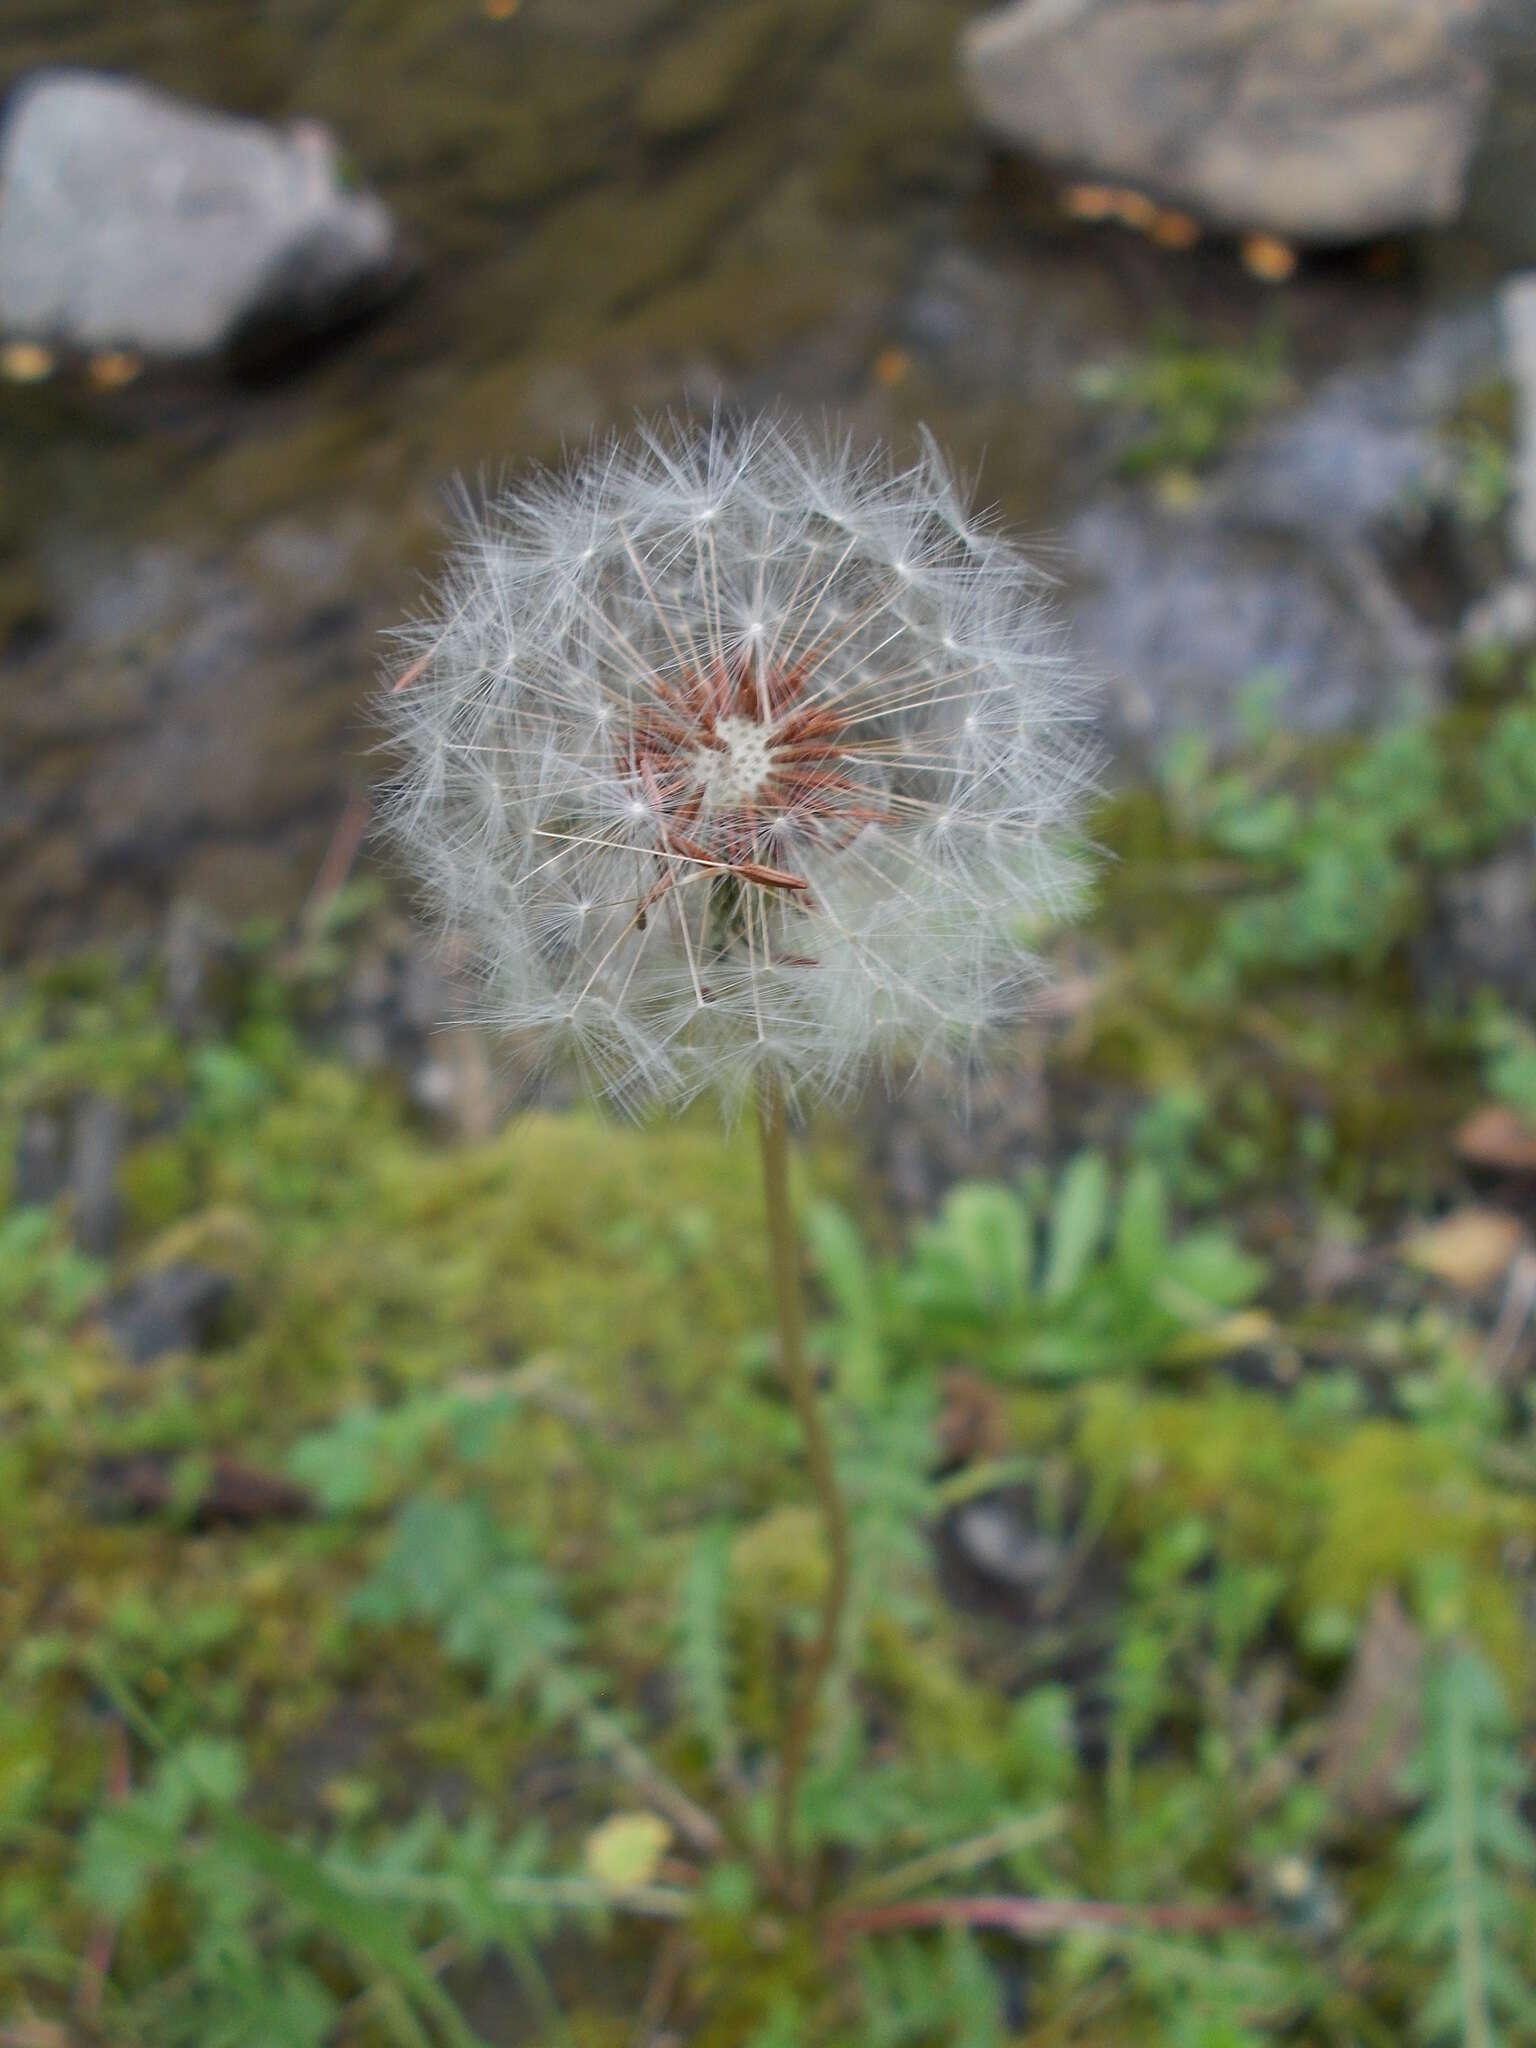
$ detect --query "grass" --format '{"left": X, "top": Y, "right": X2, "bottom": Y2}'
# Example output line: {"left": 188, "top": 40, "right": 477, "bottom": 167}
{"left": 2, "top": 666, "right": 1535, "bottom": 2044}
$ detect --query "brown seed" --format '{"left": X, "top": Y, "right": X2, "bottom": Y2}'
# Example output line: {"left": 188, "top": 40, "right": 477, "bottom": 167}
{"left": 872, "top": 346, "right": 910, "bottom": 388}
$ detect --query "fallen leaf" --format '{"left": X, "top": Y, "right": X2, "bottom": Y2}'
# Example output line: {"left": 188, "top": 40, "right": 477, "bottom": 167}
{"left": 584, "top": 1811, "right": 672, "bottom": 1892}
{"left": 1150, "top": 209, "right": 1201, "bottom": 251}
{"left": 2, "top": 340, "right": 55, "bottom": 383}
{"left": 1455, "top": 1103, "right": 1536, "bottom": 1174}
{"left": 1161, "top": 1308, "right": 1275, "bottom": 1363}
{"left": 1109, "top": 187, "right": 1158, "bottom": 231}
{"left": 1400, "top": 1206, "right": 1528, "bottom": 1292}
{"left": 88, "top": 1453, "right": 313, "bottom": 1527}
{"left": 87, "top": 350, "right": 141, "bottom": 389}
{"left": 1241, "top": 232, "right": 1297, "bottom": 283}
{"left": 1061, "top": 184, "right": 1119, "bottom": 222}
{"left": 937, "top": 1368, "right": 1007, "bottom": 1469}
{"left": 1319, "top": 1590, "right": 1422, "bottom": 1820}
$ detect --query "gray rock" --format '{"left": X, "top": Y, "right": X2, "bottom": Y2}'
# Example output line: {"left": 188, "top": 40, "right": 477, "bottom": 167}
{"left": 1500, "top": 275, "right": 1536, "bottom": 573}
{"left": 100, "top": 1263, "right": 233, "bottom": 1365}
{"left": 163, "top": 898, "right": 239, "bottom": 1038}
{"left": 1069, "top": 313, "right": 1496, "bottom": 751}
{"left": 1433, "top": 850, "right": 1536, "bottom": 1010}
{"left": 70, "top": 1096, "right": 123, "bottom": 1257}
{"left": 0, "top": 69, "right": 398, "bottom": 360}
{"left": 1460, "top": 580, "right": 1536, "bottom": 650}
{"left": 961, "top": 0, "right": 1491, "bottom": 244}
{"left": 13, "top": 1111, "right": 66, "bottom": 1207}
{"left": 951, "top": 1498, "right": 1065, "bottom": 1595}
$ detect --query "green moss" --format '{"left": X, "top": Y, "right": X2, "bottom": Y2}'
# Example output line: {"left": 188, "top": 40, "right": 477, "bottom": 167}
{"left": 1074, "top": 1384, "right": 1530, "bottom": 1689}
{"left": 635, "top": 2, "right": 783, "bottom": 140}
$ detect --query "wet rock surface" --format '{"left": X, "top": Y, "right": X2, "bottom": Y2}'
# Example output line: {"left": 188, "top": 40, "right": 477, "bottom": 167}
{"left": 961, "top": 0, "right": 1492, "bottom": 243}
{"left": 0, "top": 0, "right": 1528, "bottom": 960}
{"left": 1500, "top": 273, "right": 1536, "bottom": 572}
{"left": 0, "top": 69, "right": 399, "bottom": 361}
{"left": 99, "top": 1261, "right": 235, "bottom": 1365}
{"left": 70, "top": 1094, "right": 124, "bottom": 1256}
{"left": 1428, "top": 848, "right": 1536, "bottom": 1012}
{"left": 0, "top": 519, "right": 383, "bottom": 958}
{"left": 13, "top": 1110, "right": 66, "bottom": 1207}
{"left": 1070, "top": 312, "right": 1498, "bottom": 753}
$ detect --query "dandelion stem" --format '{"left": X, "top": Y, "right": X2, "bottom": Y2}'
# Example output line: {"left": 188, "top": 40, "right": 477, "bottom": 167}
{"left": 757, "top": 1077, "right": 851, "bottom": 1901}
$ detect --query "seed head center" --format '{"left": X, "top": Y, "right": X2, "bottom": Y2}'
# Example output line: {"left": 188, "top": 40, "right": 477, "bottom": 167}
{"left": 694, "top": 714, "right": 776, "bottom": 813}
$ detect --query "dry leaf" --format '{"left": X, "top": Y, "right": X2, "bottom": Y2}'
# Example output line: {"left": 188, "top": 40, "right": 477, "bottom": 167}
{"left": 87, "top": 350, "right": 141, "bottom": 389}
{"left": 937, "top": 1368, "right": 1008, "bottom": 1469}
{"left": 1061, "top": 184, "right": 1119, "bottom": 222}
{"left": 1319, "top": 1590, "right": 1422, "bottom": 1820}
{"left": 1400, "top": 1206, "right": 1527, "bottom": 1292}
{"left": 1150, "top": 209, "right": 1201, "bottom": 251}
{"left": 1455, "top": 1103, "right": 1536, "bottom": 1174}
{"left": 1, "top": 340, "right": 54, "bottom": 383}
{"left": 1109, "top": 187, "right": 1158, "bottom": 231}
{"left": 1162, "top": 1308, "right": 1275, "bottom": 1363}
{"left": 1241, "top": 232, "right": 1298, "bottom": 283}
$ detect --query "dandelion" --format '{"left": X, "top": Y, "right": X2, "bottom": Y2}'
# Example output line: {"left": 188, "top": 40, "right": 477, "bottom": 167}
{"left": 380, "top": 414, "right": 1097, "bottom": 1117}
{"left": 380, "top": 412, "right": 1098, "bottom": 1895}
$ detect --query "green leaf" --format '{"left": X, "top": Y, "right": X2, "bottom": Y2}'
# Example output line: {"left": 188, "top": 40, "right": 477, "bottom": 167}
{"left": 1113, "top": 1164, "right": 1168, "bottom": 1287}
{"left": 806, "top": 1198, "right": 885, "bottom": 1402}
{"left": 1042, "top": 1152, "right": 1110, "bottom": 1301}
{"left": 675, "top": 1522, "right": 738, "bottom": 1780}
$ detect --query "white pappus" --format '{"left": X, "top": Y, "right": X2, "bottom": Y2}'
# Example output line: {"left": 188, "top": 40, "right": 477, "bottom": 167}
{"left": 378, "top": 414, "right": 1100, "bottom": 1114}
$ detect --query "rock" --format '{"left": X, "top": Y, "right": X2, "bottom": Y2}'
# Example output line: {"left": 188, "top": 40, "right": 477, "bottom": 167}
{"left": 1460, "top": 579, "right": 1536, "bottom": 650}
{"left": 163, "top": 898, "right": 240, "bottom": 1038}
{"left": 961, "top": 0, "right": 1491, "bottom": 244}
{"left": 13, "top": 1110, "right": 66, "bottom": 1206}
{"left": 0, "top": 69, "right": 399, "bottom": 362}
{"left": 1071, "top": 312, "right": 1496, "bottom": 751}
{"left": 100, "top": 1262, "right": 233, "bottom": 1365}
{"left": 950, "top": 1495, "right": 1066, "bottom": 1596}
{"left": 1433, "top": 850, "right": 1536, "bottom": 1011}
{"left": 70, "top": 1095, "right": 124, "bottom": 1256}
{"left": 1500, "top": 275, "right": 1536, "bottom": 573}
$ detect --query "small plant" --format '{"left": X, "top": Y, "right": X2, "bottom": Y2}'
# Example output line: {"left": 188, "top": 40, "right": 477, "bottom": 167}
{"left": 1472, "top": 999, "right": 1536, "bottom": 1120}
{"left": 1152, "top": 679, "right": 1536, "bottom": 985}
{"left": 1076, "top": 328, "right": 1291, "bottom": 481}
{"left": 1366, "top": 1642, "right": 1536, "bottom": 2047}
{"left": 810, "top": 1152, "right": 1265, "bottom": 1385}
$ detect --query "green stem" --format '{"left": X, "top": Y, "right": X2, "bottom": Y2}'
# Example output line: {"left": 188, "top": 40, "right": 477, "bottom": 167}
{"left": 757, "top": 1077, "right": 852, "bottom": 1900}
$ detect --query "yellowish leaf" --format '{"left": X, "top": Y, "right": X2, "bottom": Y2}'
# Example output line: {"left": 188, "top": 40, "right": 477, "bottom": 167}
{"left": 1400, "top": 1207, "right": 1527, "bottom": 1292}
{"left": 583, "top": 1812, "right": 671, "bottom": 1892}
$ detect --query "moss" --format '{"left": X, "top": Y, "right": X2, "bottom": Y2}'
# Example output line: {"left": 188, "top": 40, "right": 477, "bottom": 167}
{"left": 1074, "top": 1383, "right": 1531, "bottom": 1691}
{"left": 6, "top": 642, "right": 1536, "bottom": 2032}
{"left": 635, "top": 2, "right": 784, "bottom": 141}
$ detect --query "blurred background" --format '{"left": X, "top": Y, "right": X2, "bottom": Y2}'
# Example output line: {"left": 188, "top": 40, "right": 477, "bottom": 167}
{"left": 1, "top": 0, "right": 1532, "bottom": 959}
{"left": 4, "top": 5, "right": 1536, "bottom": 2045}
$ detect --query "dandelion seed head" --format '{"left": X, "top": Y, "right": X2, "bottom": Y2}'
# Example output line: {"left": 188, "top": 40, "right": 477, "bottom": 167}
{"left": 378, "top": 413, "right": 1100, "bottom": 1114}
